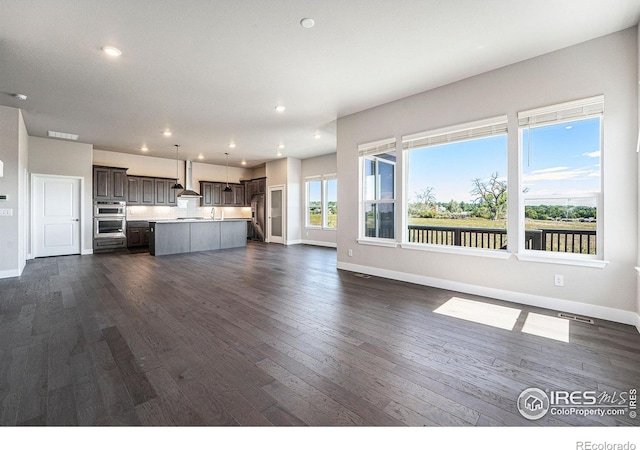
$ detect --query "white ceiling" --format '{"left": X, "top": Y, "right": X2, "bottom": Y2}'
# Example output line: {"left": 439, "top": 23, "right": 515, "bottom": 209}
{"left": 1, "top": 0, "right": 639, "bottom": 167}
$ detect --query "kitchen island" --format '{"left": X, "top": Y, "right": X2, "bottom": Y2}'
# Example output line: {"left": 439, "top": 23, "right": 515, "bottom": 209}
{"left": 149, "top": 218, "right": 248, "bottom": 256}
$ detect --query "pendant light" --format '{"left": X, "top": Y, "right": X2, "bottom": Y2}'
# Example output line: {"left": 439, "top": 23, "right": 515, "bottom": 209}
{"left": 223, "top": 152, "right": 232, "bottom": 192}
{"left": 172, "top": 144, "right": 184, "bottom": 190}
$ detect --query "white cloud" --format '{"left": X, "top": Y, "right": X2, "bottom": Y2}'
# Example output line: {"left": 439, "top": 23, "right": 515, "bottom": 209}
{"left": 582, "top": 150, "right": 600, "bottom": 158}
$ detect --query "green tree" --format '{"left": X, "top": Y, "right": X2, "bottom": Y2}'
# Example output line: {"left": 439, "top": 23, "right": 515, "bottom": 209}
{"left": 470, "top": 173, "right": 507, "bottom": 220}
{"left": 408, "top": 187, "right": 436, "bottom": 217}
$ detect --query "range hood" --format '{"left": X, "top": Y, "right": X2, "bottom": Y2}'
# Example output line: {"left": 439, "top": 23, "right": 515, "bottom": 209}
{"left": 178, "top": 160, "right": 201, "bottom": 197}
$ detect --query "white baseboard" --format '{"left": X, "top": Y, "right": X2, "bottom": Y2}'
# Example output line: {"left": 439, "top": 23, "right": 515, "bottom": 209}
{"left": 82, "top": 249, "right": 93, "bottom": 255}
{"left": 337, "top": 260, "right": 639, "bottom": 332}
{"left": 0, "top": 268, "right": 21, "bottom": 279}
{"left": 285, "top": 239, "right": 302, "bottom": 246}
{"left": 302, "top": 239, "right": 337, "bottom": 248}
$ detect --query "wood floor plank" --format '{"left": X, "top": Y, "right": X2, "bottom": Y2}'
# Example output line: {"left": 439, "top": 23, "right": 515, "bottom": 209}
{"left": 0, "top": 243, "right": 638, "bottom": 426}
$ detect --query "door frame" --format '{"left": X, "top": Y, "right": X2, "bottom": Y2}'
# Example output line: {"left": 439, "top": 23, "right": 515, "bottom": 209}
{"left": 266, "top": 184, "right": 285, "bottom": 244}
{"left": 31, "top": 173, "right": 85, "bottom": 258}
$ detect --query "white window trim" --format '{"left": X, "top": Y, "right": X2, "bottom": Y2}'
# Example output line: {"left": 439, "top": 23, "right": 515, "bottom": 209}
{"left": 517, "top": 103, "right": 604, "bottom": 263}
{"left": 400, "top": 242, "right": 511, "bottom": 259}
{"left": 358, "top": 138, "right": 397, "bottom": 242}
{"left": 305, "top": 173, "right": 337, "bottom": 230}
{"left": 401, "top": 116, "right": 509, "bottom": 254}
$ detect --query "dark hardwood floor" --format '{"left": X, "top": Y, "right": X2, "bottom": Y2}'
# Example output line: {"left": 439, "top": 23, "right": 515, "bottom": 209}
{"left": 1, "top": 242, "right": 639, "bottom": 426}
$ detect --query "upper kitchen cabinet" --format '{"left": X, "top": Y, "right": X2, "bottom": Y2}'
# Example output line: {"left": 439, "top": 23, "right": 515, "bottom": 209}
{"left": 199, "top": 181, "right": 223, "bottom": 206}
{"left": 242, "top": 177, "right": 266, "bottom": 205}
{"left": 154, "top": 178, "right": 178, "bottom": 206}
{"left": 232, "top": 184, "right": 244, "bottom": 206}
{"left": 93, "top": 166, "right": 128, "bottom": 201}
{"left": 127, "top": 176, "right": 155, "bottom": 205}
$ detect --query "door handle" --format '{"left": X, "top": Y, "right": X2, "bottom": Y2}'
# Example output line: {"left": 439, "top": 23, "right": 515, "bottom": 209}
{"left": 72, "top": 218, "right": 79, "bottom": 221}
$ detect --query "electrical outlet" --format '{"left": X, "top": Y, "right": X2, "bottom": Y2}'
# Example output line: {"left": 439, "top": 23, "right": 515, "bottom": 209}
{"left": 0, "top": 208, "right": 13, "bottom": 216}
{"left": 554, "top": 274, "right": 564, "bottom": 287}
{"left": 348, "top": 249, "right": 353, "bottom": 257}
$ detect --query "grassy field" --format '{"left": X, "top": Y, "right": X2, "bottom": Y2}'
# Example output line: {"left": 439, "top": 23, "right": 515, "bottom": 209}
{"left": 309, "top": 214, "right": 337, "bottom": 228}
{"left": 408, "top": 217, "right": 595, "bottom": 231}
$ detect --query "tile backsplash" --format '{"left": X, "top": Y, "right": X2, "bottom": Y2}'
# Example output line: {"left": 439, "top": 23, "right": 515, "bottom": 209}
{"left": 127, "top": 198, "right": 251, "bottom": 221}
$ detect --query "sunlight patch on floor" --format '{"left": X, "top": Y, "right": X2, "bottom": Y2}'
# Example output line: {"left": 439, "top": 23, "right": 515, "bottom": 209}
{"left": 522, "top": 312, "right": 570, "bottom": 343}
{"left": 434, "top": 297, "right": 521, "bottom": 331}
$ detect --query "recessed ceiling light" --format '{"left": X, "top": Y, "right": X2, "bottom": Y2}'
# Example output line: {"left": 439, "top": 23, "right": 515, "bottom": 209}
{"left": 300, "top": 18, "right": 315, "bottom": 29}
{"left": 48, "top": 130, "right": 79, "bottom": 141}
{"left": 314, "top": 133, "right": 321, "bottom": 139}
{"left": 275, "top": 105, "right": 286, "bottom": 113}
{"left": 241, "top": 160, "right": 247, "bottom": 166}
{"left": 278, "top": 143, "right": 285, "bottom": 149}
{"left": 163, "top": 130, "right": 172, "bottom": 137}
{"left": 141, "top": 146, "right": 149, "bottom": 152}
{"left": 198, "top": 154, "right": 204, "bottom": 160}
{"left": 101, "top": 46, "right": 122, "bottom": 57}
{"left": 229, "top": 142, "right": 236, "bottom": 148}
{"left": 14, "top": 93, "right": 28, "bottom": 101}
{"left": 276, "top": 151, "right": 282, "bottom": 157}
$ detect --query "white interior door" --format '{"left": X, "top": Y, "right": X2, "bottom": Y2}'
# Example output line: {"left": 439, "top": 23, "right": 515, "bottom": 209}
{"left": 33, "top": 175, "right": 81, "bottom": 257}
{"left": 268, "top": 186, "right": 285, "bottom": 244}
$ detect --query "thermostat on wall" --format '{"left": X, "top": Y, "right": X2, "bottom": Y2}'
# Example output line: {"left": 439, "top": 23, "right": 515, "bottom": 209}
{"left": 0, "top": 195, "right": 7, "bottom": 201}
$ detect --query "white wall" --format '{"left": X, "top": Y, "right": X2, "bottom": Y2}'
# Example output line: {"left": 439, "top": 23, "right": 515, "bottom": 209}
{"left": 301, "top": 153, "right": 337, "bottom": 247}
{"left": 18, "top": 111, "right": 28, "bottom": 270}
{"left": 287, "top": 157, "right": 302, "bottom": 245}
{"left": 265, "top": 157, "right": 302, "bottom": 245}
{"left": 30, "top": 137, "right": 94, "bottom": 255}
{"left": 0, "top": 106, "right": 27, "bottom": 278}
{"left": 337, "top": 28, "right": 639, "bottom": 327}
{"left": 637, "top": 22, "right": 640, "bottom": 328}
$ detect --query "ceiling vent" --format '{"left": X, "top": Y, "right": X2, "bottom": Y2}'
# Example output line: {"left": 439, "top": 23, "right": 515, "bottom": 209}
{"left": 48, "top": 130, "right": 79, "bottom": 141}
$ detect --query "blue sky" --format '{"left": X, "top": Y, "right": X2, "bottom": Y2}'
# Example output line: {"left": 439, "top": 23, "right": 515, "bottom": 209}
{"left": 407, "top": 135, "right": 507, "bottom": 203}
{"left": 308, "top": 179, "right": 337, "bottom": 203}
{"left": 406, "top": 117, "right": 601, "bottom": 203}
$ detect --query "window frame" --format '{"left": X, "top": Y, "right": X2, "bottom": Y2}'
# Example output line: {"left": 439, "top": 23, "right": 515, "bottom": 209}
{"left": 358, "top": 138, "right": 397, "bottom": 244}
{"left": 305, "top": 174, "right": 337, "bottom": 230}
{"left": 517, "top": 97, "right": 605, "bottom": 265}
{"left": 400, "top": 116, "right": 509, "bottom": 255}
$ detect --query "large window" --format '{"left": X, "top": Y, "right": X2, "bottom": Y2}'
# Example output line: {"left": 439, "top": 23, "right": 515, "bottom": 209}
{"left": 518, "top": 96, "right": 603, "bottom": 258}
{"left": 359, "top": 139, "right": 396, "bottom": 240}
{"left": 402, "top": 117, "right": 508, "bottom": 251}
{"left": 305, "top": 175, "right": 337, "bottom": 229}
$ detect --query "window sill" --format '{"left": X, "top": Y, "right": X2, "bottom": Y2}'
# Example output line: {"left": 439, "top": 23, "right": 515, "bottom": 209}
{"left": 400, "top": 242, "right": 511, "bottom": 259}
{"left": 305, "top": 226, "right": 337, "bottom": 231}
{"left": 516, "top": 252, "right": 609, "bottom": 268}
{"left": 357, "top": 238, "right": 398, "bottom": 248}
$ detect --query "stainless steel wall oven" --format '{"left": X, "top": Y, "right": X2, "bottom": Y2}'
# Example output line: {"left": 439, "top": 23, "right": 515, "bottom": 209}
{"left": 94, "top": 201, "right": 126, "bottom": 217}
{"left": 93, "top": 201, "right": 126, "bottom": 239}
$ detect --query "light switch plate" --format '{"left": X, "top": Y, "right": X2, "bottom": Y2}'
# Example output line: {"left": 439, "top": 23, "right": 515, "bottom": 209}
{"left": 0, "top": 208, "right": 13, "bottom": 216}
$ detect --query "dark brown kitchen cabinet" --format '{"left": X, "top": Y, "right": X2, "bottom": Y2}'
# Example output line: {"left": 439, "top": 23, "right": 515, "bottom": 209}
{"left": 127, "top": 221, "right": 150, "bottom": 248}
{"left": 200, "top": 181, "right": 225, "bottom": 206}
{"left": 127, "top": 176, "right": 168, "bottom": 205}
{"left": 222, "top": 186, "right": 234, "bottom": 205}
{"left": 93, "top": 166, "right": 128, "bottom": 200}
{"left": 126, "top": 177, "right": 140, "bottom": 204}
{"left": 140, "top": 178, "right": 155, "bottom": 204}
{"left": 232, "top": 184, "right": 244, "bottom": 206}
{"left": 200, "top": 182, "right": 213, "bottom": 206}
{"left": 153, "top": 178, "right": 178, "bottom": 206}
